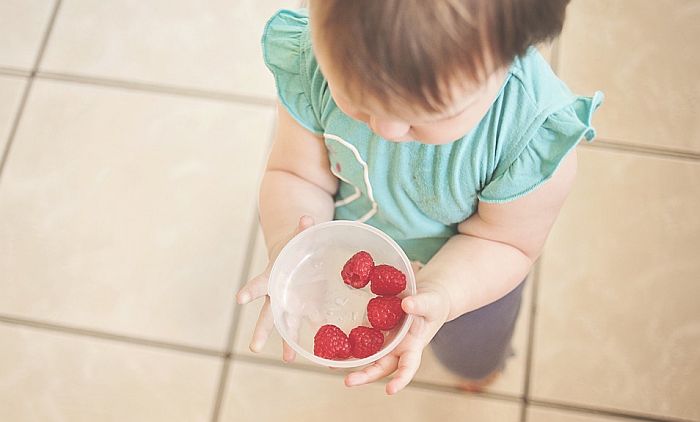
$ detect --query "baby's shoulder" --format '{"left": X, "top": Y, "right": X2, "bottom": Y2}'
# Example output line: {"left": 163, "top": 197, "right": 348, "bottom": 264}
{"left": 473, "top": 49, "right": 603, "bottom": 203}
{"left": 505, "top": 48, "right": 578, "bottom": 113}
{"left": 263, "top": 9, "right": 334, "bottom": 134}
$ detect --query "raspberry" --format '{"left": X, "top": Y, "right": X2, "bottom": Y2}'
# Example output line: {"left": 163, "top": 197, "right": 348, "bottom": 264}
{"left": 349, "top": 326, "right": 384, "bottom": 358}
{"left": 367, "top": 296, "right": 406, "bottom": 331}
{"left": 341, "top": 251, "right": 374, "bottom": 288}
{"left": 313, "top": 324, "right": 351, "bottom": 360}
{"left": 369, "top": 264, "right": 406, "bottom": 296}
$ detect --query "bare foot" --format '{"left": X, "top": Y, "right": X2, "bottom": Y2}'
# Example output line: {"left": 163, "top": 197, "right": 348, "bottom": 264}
{"left": 455, "top": 370, "right": 501, "bottom": 393}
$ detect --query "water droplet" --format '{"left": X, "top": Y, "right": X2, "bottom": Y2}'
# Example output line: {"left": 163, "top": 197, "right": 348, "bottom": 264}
{"left": 335, "top": 297, "right": 348, "bottom": 306}
{"left": 352, "top": 312, "right": 358, "bottom": 321}
{"left": 309, "top": 309, "right": 321, "bottom": 322}
{"left": 326, "top": 310, "right": 334, "bottom": 317}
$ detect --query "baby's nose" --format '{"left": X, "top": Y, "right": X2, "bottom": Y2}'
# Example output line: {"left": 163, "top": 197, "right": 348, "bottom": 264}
{"left": 370, "top": 116, "right": 410, "bottom": 140}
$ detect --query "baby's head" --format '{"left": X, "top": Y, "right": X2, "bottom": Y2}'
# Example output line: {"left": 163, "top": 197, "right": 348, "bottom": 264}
{"left": 309, "top": 0, "right": 570, "bottom": 144}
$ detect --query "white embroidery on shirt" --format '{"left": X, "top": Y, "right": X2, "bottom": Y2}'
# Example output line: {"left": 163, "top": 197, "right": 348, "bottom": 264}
{"left": 324, "top": 133, "right": 378, "bottom": 223}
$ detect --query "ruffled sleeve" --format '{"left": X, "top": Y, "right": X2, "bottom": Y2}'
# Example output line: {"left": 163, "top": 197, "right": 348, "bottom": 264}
{"left": 262, "top": 9, "right": 324, "bottom": 135}
{"left": 478, "top": 91, "right": 604, "bottom": 203}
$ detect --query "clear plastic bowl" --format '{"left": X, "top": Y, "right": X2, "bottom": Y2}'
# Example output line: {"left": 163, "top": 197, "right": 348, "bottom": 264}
{"left": 268, "top": 220, "right": 416, "bottom": 368}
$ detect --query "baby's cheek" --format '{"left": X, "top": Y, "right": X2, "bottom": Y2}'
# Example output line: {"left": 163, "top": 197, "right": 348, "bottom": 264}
{"left": 333, "top": 99, "right": 368, "bottom": 123}
{"left": 349, "top": 111, "right": 370, "bottom": 125}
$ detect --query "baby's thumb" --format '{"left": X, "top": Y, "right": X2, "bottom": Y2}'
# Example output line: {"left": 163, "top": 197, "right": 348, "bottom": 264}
{"left": 236, "top": 271, "right": 269, "bottom": 304}
{"left": 241, "top": 215, "right": 315, "bottom": 305}
{"left": 295, "top": 215, "right": 315, "bottom": 234}
{"left": 401, "top": 290, "right": 447, "bottom": 321}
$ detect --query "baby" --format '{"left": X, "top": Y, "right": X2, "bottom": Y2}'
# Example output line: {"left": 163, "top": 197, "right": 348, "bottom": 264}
{"left": 237, "top": 0, "right": 602, "bottom": 395}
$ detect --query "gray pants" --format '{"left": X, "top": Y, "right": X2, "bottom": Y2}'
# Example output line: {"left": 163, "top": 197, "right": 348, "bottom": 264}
{"left": 430, "top": 279, "right": 526, "bottom": 379}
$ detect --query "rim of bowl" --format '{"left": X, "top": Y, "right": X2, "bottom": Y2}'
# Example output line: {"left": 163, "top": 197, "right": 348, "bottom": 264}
{"left": 268, "top": 220, "right": 416, "bottom": 368}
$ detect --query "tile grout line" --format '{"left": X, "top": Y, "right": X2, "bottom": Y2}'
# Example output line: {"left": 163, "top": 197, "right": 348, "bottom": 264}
{"left": 37, "top": 69, "right": 700, "bottom": 163}
{"left": 36, "top": 71, "right": 276, "bottom": 108}
{"left": 0, "top": 66, "right": 31, "bottom": 78}
{"left": 527, "top": 399, "right": 694, "bottom": 422}
{"left": 30, "top": 0, "right": 62, "bottom": 71}
{"left": 209, "top": 209, "right": 262, "bottom": 422}
{"left": 210, "top": 116, "right": 278, "bottom": 422}
{"left": 581, "top": 139, "right": 700, "bottom": 162}
{"left": 520, "top": 257, "right": 543, "bottom": 422}
{"left": 0, "top": 314, "right": 224, "bottom": 358}
{"left": 0, "top": 0, "right": 62, "bottom": 181}
{"left": 235, "top": 353, "right": 689, "bottom": 422}
{"left": 12, "top": 77, "right": 700, "bottom": 164}
{"left": 231, "top": 353, "right": 523, "bottom": 404}
{"left": 0, "top": 74, "right": 33, "bottom": 180}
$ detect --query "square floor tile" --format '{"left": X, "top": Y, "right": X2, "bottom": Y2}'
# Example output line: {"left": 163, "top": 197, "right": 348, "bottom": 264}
{"left": 557, "top": 0, "right": 700, "bottom": 153}
{"left": 220, "top": 361, "right": 522, "bottom": 422}
{"left": 0, "top": 323, "right": 221, "bottom": 422}
{"left": 41, "top": 0, "right": 299, "bottom": 98}
{"left": 0, "top": 0, "right": 55, "bottom": 70}
{"left": 527, "top": 406, "right": 648, "bottom": 422}
{"left": 531, "top": 147, "right": 700, "bottom": 420}
{"left": 0, "top": 79, "right": 274, "bottom": 350}
{"left": 0, "top": 75, "right": 27, "bottom": 153}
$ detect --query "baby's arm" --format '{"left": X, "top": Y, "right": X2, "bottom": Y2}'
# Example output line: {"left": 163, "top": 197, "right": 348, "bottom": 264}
{"left": 237, "top": 103, "right": 337, "bottom": 360}
{"left": 345, "top": 151, "right": 578, "bottom": 395}
{"left": 407, "top": 151, "right": 578, "bottom": 321}
{"left": 259, "top": 103, "right": 338, "bottom": 252}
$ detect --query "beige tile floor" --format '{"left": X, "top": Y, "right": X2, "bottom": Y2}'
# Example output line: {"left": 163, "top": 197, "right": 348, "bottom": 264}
{"left": 0, "top": 1, "right": 698, "bottom": 421}
{"left": 0, "top": 0, "right": 55, "bottom": 72}
{"left": 0, "top": 75, "right": 26, "bottom": 153}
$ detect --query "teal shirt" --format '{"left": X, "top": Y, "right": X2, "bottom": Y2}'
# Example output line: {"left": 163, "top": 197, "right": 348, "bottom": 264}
{"left": 263, "top": 9, "right": 603, "bottom": 264}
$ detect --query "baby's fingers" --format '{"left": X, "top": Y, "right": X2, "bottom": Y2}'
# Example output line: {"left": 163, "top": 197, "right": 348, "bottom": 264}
{"left": 249, "top": 297, "right": 274, "bottom": 353}
{"left": 237, "top": 270, "right": 270, "bottom": 305}
{"left": 282, "top": 313, "right": 301, "bottom": 363}
{"left": 386, "top": 350, "right": 422, "bottom": 395}
{"left": 282, "top": 340, "right": 296, "bottom": 363}
{"left": 402, "top": 289, "right": 448, "bottom": 323}
{"left": 344, "top": 354, "right": 398, "bottom": 387}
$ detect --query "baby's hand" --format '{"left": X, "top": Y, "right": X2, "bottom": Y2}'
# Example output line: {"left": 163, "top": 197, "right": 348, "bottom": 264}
{"left": 235, "top": 215, "right": 315, "bottom": 362}
{"left": 344, "top": 281, "right": 451, "bottom": 395}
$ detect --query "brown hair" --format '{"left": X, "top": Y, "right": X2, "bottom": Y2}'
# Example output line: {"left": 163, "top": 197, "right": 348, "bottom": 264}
{"left": 310, "top": 0, "right": 570, "bottom": 114}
